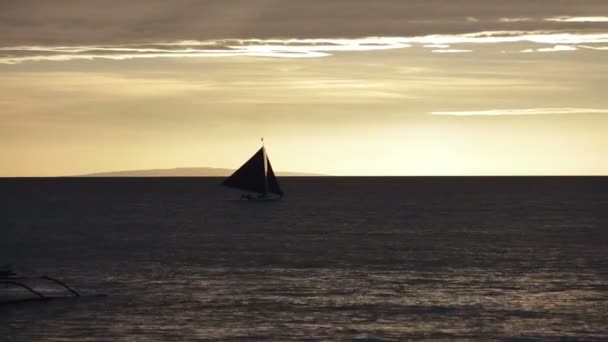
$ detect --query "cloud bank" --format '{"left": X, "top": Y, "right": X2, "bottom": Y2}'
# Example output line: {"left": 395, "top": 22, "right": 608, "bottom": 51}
{"left": 2, "top": 31, "right": 608, "bottom": 64}
{"left": 1, "top": 0, "right": 608, "bottom": 45}
{"left": 0, "top": 1, "right": 606, "bottom": 63}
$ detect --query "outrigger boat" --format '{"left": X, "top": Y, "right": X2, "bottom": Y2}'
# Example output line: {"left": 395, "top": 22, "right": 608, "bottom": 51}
{"left": 222, "top": 138, "right": 284, "bottom": 201}
{"left": 1, "top": 265, "right": 106, "bottom": 305}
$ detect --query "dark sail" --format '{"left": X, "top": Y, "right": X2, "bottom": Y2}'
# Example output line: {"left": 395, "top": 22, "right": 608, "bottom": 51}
{"left": 222, "top": 147, "right": 267, "bottom": 194}
{"left": 266, "top": 157, "right": 283, "bottom": 196}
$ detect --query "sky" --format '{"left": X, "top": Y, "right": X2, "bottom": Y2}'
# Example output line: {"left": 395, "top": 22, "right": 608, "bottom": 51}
{"left": 1, "top": 0, "right": 608, "bottom": 176}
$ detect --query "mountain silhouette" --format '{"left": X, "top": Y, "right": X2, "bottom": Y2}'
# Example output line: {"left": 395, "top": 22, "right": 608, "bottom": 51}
{"left": 74, "top": 167, "right": 325, "bottom": 177}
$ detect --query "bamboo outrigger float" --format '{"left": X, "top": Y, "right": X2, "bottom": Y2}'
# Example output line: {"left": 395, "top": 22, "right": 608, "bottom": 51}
{"left": 1, "top": 265, "right": 106, "bottom": 305}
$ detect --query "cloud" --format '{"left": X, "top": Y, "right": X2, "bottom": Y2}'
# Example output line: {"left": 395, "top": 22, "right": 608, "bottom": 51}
{"left": 3, "top": 30, "right": 608, "bottom": 64}
{"left": 423, "top": 44, "right": 451, "bottom": 48}
{"left": 545, "top": 16, "right": 608, "bottom": 22}
{"left": 0, "top": 38, "right": 413, "bottom": 64}
{"left": 431, "top": 49, "right": 472, "bottom": 53}
{"left": 414, "top": 31, "right": 608, "bottom": 45}
{"left": 578, "top": 45, "right": 608, "bottom": 50}
{"left": 431, "top": 108, "right": 608, "bottom": 116}
{"left": 522, "top": 45, "right": 579, "bottom": 53}
{"left": 499, "top": 16, "right": 608, "bottom": 24}
{"left": 499, "top": 17, "right": 533, "bottom": 23}
{"left": 2, "top": 1, "right": 608, "bottom": 45}
{"left": 1, "top": 2, "right": 608, "bottom": 63}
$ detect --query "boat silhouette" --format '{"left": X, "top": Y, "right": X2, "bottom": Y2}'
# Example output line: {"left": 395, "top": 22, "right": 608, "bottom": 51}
{"left": 222, "top": 138, "right": 284, "bottom": 201}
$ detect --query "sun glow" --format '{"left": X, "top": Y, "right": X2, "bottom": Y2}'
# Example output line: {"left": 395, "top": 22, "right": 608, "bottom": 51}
{"left": 2, "top": 1, "right": 608, "bottom": 176}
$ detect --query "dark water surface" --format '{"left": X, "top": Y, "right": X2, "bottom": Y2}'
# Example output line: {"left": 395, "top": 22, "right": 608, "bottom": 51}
{"left": 1, "top": 177, "right": 607, "bottom": 340}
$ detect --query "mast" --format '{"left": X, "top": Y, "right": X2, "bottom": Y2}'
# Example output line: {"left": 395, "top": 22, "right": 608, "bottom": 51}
{"left": 262, "top": 137, "right": 268, "bottom": 195}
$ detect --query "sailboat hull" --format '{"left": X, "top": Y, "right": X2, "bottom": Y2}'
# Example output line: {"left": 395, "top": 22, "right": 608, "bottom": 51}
{"left": 237, "top": 194, "right": 283, "bottom": 202}
{"left": 245, "top": 197, "right": 282, "bottom": 202}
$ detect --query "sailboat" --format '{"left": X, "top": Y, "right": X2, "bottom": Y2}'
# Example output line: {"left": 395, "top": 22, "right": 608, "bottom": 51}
{"left": 222, "top": 139, "right": 284, "bottom": 200}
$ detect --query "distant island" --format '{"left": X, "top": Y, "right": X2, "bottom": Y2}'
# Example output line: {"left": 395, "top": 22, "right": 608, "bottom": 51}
{"left": 74, "top": 167, "right": 326, "bottom": 177}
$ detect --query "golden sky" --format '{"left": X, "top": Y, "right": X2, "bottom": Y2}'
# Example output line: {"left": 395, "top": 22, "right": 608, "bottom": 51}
{"left": 1, "top": 1, "right": 608, "bottom": 176}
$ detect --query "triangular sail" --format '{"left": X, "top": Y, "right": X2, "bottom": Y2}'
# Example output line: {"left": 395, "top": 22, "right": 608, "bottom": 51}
{"left": 222, "top": 144, "right": 284, "bottom": 197}
{"left": 266, "top": 157, "right": 283, "bottom": 196}
{"left": 222, "top": 147, "right": 267, "bottom": 195}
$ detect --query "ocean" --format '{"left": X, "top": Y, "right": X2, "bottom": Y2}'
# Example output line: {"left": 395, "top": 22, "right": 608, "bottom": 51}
{"left": 1, "top": 177, "right": 607, "bottom": 341}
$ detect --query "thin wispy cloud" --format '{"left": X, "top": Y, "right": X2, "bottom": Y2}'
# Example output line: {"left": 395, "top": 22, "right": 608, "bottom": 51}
{"left": 578, "top": 45, "right": 608, "bottom": 50}
{"left": 499, "top": 17, "right": 533, "bottom": 23}
{"left": 423, "top": 44, "right": 451, "bottom": 48}
{"left": 417, "top": 31, "right": 608, "bottom": 45}
{"left": 431, "top": 108, "right": 608, "bottom": 116}
{"left": 498, "top": 16, "right": 608, "bottom": 23}
{"left": 545, "top": 16, "right": 608, "bottom": 23}
{"left": 522, "top": 45, "right": 578, "bottom": 53}
{"left": 431, "top": 49, "right": 472, "bottom": 53}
